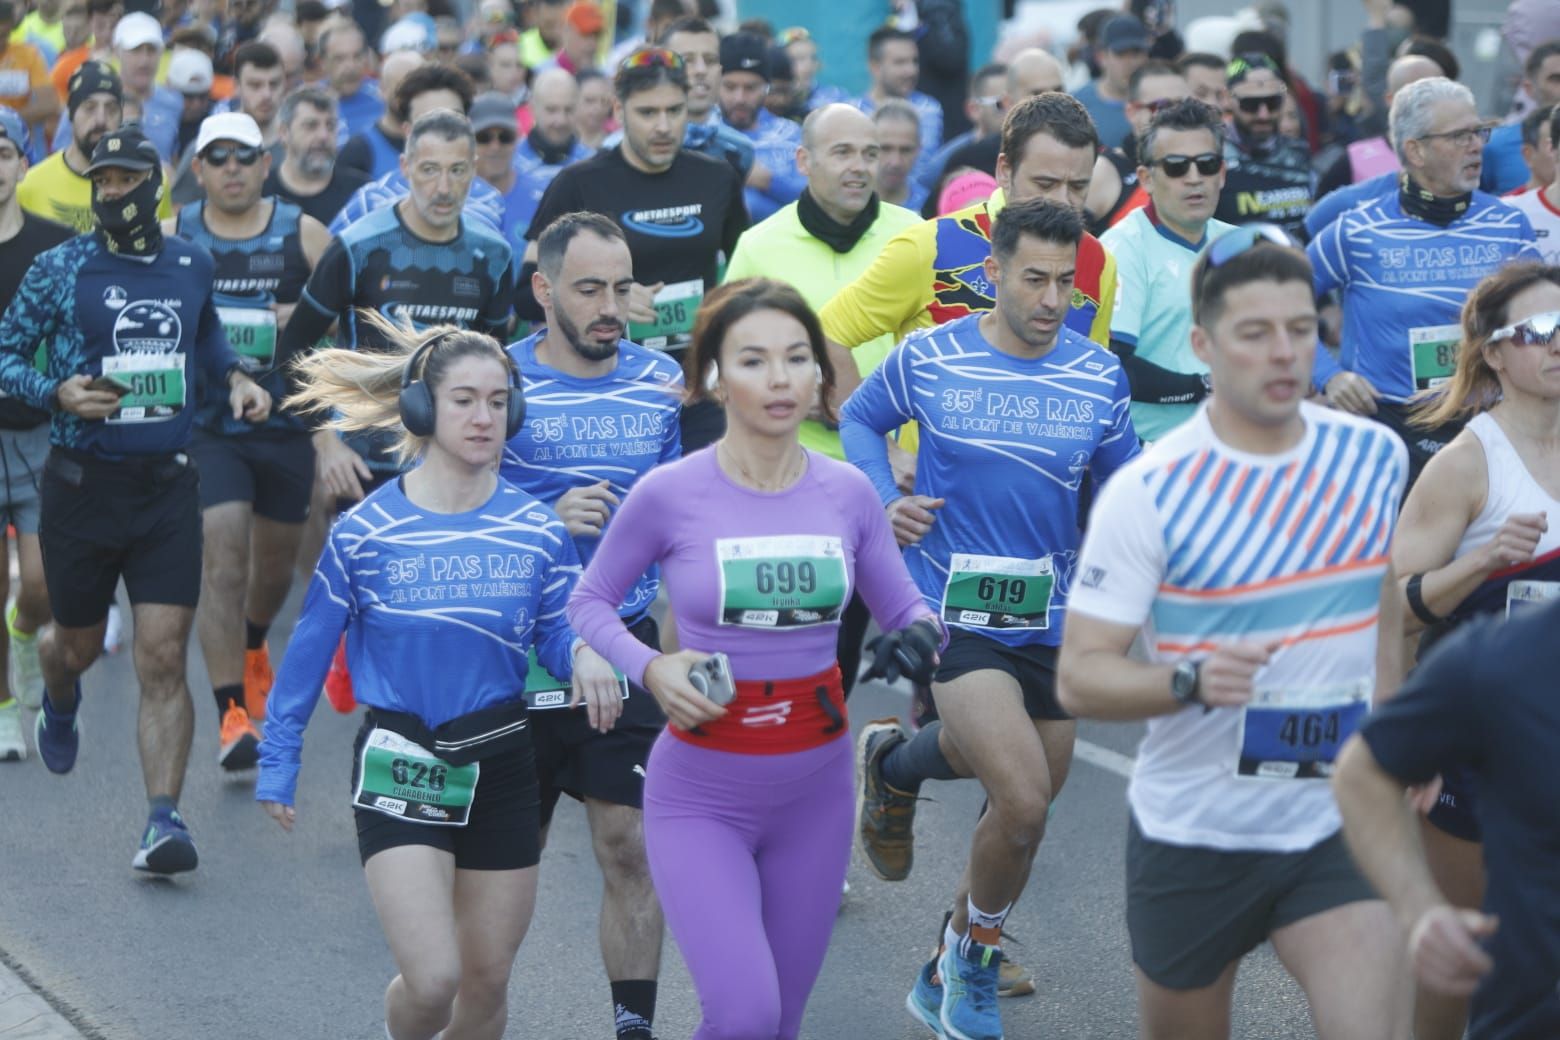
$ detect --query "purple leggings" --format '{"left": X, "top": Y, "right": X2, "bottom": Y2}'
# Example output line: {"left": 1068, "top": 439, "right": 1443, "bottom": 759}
{"left": 643, "top": 730, "right": 854, "bottom": 1040}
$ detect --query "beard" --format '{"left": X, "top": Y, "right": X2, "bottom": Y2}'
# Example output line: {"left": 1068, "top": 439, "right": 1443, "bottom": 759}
{"left": 298, "top": 145, "right": 334, "bottom": 178}
{"left": 555, "top": 305, "right": 622, "bottom": 363}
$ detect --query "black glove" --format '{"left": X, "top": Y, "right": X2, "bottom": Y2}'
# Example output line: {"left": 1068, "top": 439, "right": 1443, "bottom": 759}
{"left": 860, "top": 619, "right": 941, "bottom": 686}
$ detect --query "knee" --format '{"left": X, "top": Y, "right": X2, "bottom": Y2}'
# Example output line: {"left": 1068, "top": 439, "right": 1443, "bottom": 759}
{"left": 455, "top": 960, "right": 512, "bottom": 1013}
{"left": 989, "top": 790, "right": 1051, "bottom": 849}
{"left": 50, "top": 629, "right": 100, "bottom": 675}
{"left": 594, "top": 822, "right": 651, "bottom": 886}
{"left": 135, "top": 642, "right": 189, "bottom": 694}
{"left": 401, "top": 963, "right": 461, "bottom": 1015}
{"left": 201, "top": 545, "right": 246, "bottom": 592}
{"left": 702, "top": 994, "right": 782, "bottom": 1040}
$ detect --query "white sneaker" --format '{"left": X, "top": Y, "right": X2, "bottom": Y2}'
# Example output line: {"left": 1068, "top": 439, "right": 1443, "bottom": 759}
{"left": 0, "top": 699, "right": 26, "bottom": 761}
{"left": 102, "top": 605, "right": 123, "bottom": 655}
{"left": 8, "top": 603, "right": 42, "bottom": 710}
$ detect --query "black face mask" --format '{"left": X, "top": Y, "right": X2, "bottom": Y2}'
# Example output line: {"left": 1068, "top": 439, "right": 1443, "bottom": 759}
{"left": 92, "top": 165, "right": 165, "bottom": 257}
{"left": 1400, "top": 173, "right": 1470, "bottom": 227}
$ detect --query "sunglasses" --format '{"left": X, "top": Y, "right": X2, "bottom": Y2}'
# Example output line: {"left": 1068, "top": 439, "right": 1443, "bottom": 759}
{"left": 476, "top": 129, "right": 516, "bottom": 145}
{"left": 1491, "top": 310, "right": 1560, "bottom": 348}
{"left": 1150, "top": 152, "right": 1223, "bottom": 178}
{"left": 778, "top": 27, "right": 810, "bottom": 46}
{"left": 1236, "top": 93, "right": 1285, "bottom": 114}
{"left": 1206, "top": 223, "right": 1296, "bottom": 268}
{"left": 621, "top": 47, "right": 684, "bottom": 71}
{"left": 202, "top": 144, "right": 262, "bottom": 166}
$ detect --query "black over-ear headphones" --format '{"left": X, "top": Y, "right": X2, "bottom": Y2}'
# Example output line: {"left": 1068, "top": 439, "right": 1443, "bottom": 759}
{"left": 399, "top": 330, "right": 526, "bottom": 441}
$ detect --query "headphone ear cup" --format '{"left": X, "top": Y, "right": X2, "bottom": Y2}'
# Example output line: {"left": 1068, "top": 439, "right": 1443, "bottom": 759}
{"left": 505, "top": 390, "right": 526, "bottom": 440}
{"left": 399, "top": 381, "right": 435, "bottom": 438}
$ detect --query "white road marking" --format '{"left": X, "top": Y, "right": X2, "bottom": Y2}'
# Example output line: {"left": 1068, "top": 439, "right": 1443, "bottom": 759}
{"left": 1074, "top": 739, "right": 1135, "bottom": 779}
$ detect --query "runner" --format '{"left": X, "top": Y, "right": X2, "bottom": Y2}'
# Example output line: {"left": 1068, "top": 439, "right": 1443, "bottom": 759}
{"left": 1057, "top": 225, "right": 1412, "bottom": 1040}
{"left": 1213, "top": 54, "right": 1314, "bottom": 239}
{"left": 257, "top": 319, "right": 619, "bottom": 1040}
{"left": 1308, "top": 77, "right": 1540, "bottom": 481}
{"left": 1507, "top": 113, "right": 1560, "bottom": 263}
{"left": 845, "top": 198, "right": 1138, "bottom": 1040}
{"left": 568, "top": 277, "right": 942, "bottom": 1040}
{"left": 0, "top": 106, "right": 70, "bottom": 761}
{"left": 167, "top": 111, "right": 329, "bottom": 771}
{"left": 519, "top": 47, "right": 747, "bottom": 453}
{"left": 1385, "top": 261, "right": 1560, "bottom": 1040}
{"left": 501, "top": 212, "right": 683, "bottom": 1040}
{"left": 0, "top": 127, "right": 270, "bottom": 872}
{"left": 264, "top": 86, "right": 372, "bottom": 229}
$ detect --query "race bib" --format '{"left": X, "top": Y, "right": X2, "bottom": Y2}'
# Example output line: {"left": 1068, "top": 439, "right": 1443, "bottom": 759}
{"left": 1236, "top": 678, "right": 1370, "bottom": 780}
{"left": 218, "top": 306, "right": 277, "bottom": 370}
{"left": 716, "top": 534, "right": 849, "bottom": 628}
{"left": 352, "top": 727, "right": 479, "bottom": 826}
{"left": 522, "top": 647, "right": 629, "bottom": 710}
{"left": 942, "top": 553, "right": 1055, "bottom": 630}
{"left": 628, "top": 279, "right": 703, "bottom": 350}
{"left": 101, "top": 352, "right": 185, "bottom": 424}
{"left": 1409, "top": 324, "right": 1461, "bottom": 392}
{"left": 1507, "top": 580, "right": 1560, "bottom": 618}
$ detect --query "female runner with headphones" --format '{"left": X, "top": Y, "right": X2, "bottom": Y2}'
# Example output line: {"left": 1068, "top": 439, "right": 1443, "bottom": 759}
{"left": 568, "top": 279, "right": 944, "bottom": 1040}
{"left": 256, "top": 317, "right": 620, "bottom": 1040}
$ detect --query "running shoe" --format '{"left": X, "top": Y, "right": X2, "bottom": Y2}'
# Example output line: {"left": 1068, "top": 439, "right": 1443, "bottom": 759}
{"left": 243, "top": 643, "right": 273, "bottom": 720}
{"left": 324, "top": 637, "right": 355, "bottom": 713}
{"left": 218, "top": 704, "right": 261, "bottom": 771}
{"left": 856, "top": 717, "right": 918, "bottom": 881}
{"left": 132, "top": 807, "right": 198, "bottom": 875}
{"left": 906, "top": 957, "right": 946, "bottom": 1037}
{"left": 0, "top": 698, "right": 25, "bottom": 761}
{"left": 7, "top": 603, "right": 41, "bottom": 709}
{"left": 102, "top": 604, "right": 123, "bottom": 655}
{"left": 34, "top": 684, "right": 80, "bottom": 774}
{"left": 938, "top": 939, "right": 1004, "bottom": 1040}
{"left": 999, "top": 957, "right": 1036, "bottom": 999}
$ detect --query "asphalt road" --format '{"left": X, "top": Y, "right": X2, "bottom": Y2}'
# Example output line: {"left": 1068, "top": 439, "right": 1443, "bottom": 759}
{"left": 0, "top": 588, "right": 1322, "bottom": 1040}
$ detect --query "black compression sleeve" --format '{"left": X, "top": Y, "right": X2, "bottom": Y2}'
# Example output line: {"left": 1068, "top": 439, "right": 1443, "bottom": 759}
{"left": 1110, "top": 338, "right": 1208, "bottom": 405}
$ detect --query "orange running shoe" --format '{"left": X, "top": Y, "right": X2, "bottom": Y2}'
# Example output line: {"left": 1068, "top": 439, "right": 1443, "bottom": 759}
{"left": 324, "top": 637, "right": 355, "bottom": 713}
{"left": 218, "top": 704, "right": 261, "bottom": 771}
{"left": 244, "top": 644, "right": 274, "bottom": 720}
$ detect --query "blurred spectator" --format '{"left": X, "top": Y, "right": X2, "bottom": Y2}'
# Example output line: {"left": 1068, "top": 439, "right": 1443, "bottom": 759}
{"left": 518, "top": 0, "right": 566, "bottom": 68}
{"left": 48, "top": 0, "right": 103, "bottom": 104}
{"left": 1176, "top": 51, "right": 1230, "bottom": 115}
{"left": 659, "top": 17, "right": 754, "bottom": 177}
{"left": 1484, "top": 41, "right": 1560, "bottom": 195}
{"left": 264, "top": 84, "right": 370, "bottom": 225}
{"left": 539, "top": 1, "right": 602, "bottom": 75}
{"left": 936, "top": 168, "right": 995, "bottom": 214}
{"left": 1311, "top": 53, "right": 1440, "bottom": 220}
{"left": 1507, "top": 111, "right": 1560, "bottom": 261}
{"left": 901, "top": 0, "right": 970, "bottom": 138}
{"left": 574, "top": 66, "right": 614, "bottom": 148}
{"left": 487, "top": 28, "right": 525, "bottom": 102}
{"left": 607, "top": 0, "right": 688, "bottom": 72}
{"left": 764, "top": 43, "right": 795, "bottom": 120}
{"left": 259, "top": 18, "right": 306, "bottom": 90}
{"left": 12, "top": 0, "right": 64, "bottom": 63}
{"left": 918, "top": 62, "right": 1005, "bottom": 191}
{"left": 1074, "top": 15, "right": 1150, "bottom": 149}
{"left": 872, "top": 98, "right": 923, "bottom": 211}
{"left": 215, "top": 0, "right": 271, "bottom": 76}
{"left": 781, "top": 27, "right": 846, "bottom": 114}
{"left": 0, "top": 0, "right": 58, "bottom": 139}
{"left": 717, "top": 31, "right": 802, "bottom": 222}
{"left": 168, "top": 46, "right": 215, "bottom": 158}
{"left": 1512, "top": 105, "right": 1556, "bottom": 196}
{"left": 336, "top": 47, "right": 424, "bottom": 177}
{"left": 1132, "top": 0, "right": 1183, "bottom": 60}
{"left": 1231, "top": 26, "right": 1322, "bottom": 153}
{"left": 1087, "top": 58, "right": 1189, "bottom": 232}
{"left": 319, "top": 19, "right": 382, "bottom": 138}
{"left": 850, "top": 26, "right": 941, "bottom": 188}
{"left": 490, "top": 70, "right": 591, "bottom": 250}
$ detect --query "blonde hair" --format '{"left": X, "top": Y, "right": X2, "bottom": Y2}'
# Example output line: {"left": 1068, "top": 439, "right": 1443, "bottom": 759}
{"left": 287, "top": 310, "right": 514, "bottom": 465}
{"left": 1410, "top": 263, "right": 1560, "bottom": 429}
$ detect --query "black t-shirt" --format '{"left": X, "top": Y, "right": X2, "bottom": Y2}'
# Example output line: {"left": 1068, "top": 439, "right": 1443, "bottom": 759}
{"left": 526, "top": 146, "right": 748, "bottom": 293}
{"left": 1215, "top": 132, "right": 1315, "bottom": 240}
{"left": 1359, "top": 601, "right": 1560, "bottom": 1040}
{"left": 0, "top": 213, "right": 75, "bottom": 428}
{"left": 263, "top": 163, "right": 372, "bottom": 230}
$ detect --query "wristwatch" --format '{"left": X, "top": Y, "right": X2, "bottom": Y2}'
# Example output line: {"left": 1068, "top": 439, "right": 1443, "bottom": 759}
{"left": 1170, "top": 660, "right": 1201, "bottom": 706}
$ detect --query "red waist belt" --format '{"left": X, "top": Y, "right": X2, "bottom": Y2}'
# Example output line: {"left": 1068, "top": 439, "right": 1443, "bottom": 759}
{"left": 671, "top": 664, "right": 847, "bottom": 755}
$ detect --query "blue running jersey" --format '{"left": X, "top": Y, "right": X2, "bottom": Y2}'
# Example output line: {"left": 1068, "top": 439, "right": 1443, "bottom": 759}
{"left": 1308, "top": 192, "right": 1539, "bottom": 401}
{"left": 257, "top": 477, "right": 582, "bottom": 806}
{"left": 501, "top": 331, "right": 683, "bottom": 620}
{"left": 840, "top": 313, "right": 1139, "bottom": 646}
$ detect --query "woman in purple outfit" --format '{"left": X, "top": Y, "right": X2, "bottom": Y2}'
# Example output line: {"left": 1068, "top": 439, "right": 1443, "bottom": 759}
{"left": 567, "top": 279, "right": 942, "bottom": 1040}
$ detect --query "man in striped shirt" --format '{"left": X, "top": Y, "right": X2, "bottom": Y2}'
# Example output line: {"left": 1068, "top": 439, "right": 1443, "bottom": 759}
{"left": 1058, "top": 227, "right": 1414, "bottom": 1040}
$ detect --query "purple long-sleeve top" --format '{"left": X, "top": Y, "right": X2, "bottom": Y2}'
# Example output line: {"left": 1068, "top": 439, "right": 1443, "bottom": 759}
{"left": 568, "top": 447, "right": 937, "bottom": 684}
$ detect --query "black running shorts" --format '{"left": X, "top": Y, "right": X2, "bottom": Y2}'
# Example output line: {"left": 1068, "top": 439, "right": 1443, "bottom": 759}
{"left": 187, "top": 428, "right": 315, "bottom": 523}
{"left": 934, "top": 629, "right": 1069, "bottom": 721}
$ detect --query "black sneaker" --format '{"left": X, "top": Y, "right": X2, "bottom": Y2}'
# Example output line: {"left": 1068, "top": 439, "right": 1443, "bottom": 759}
{"left": 132, "top": 808, "right": 199, "bottom": 875}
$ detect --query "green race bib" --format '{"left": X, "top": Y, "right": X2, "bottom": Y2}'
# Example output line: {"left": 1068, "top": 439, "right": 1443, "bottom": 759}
{"left": 522, "top": 647, "right": 629, "bottom": 710}
{"left": 353, "top": 727, "right": 479, "bottom": 826}
{"left": 218, "top": 306, "right": 277, "bottom": 369}
{"left": 942, "top": 553, "right": 1055, "bottom": 630}
{"left": 1409, "top": 324, "right": 1461, "bottom": 391}
{"left": 101, "top": 352, "right": 185, "bottom": 424}
{"left": 717, "top": 535, "right": 849, "bottom": 628}
{"left": 628, "top": 278, "right": 702, "bottom": 349}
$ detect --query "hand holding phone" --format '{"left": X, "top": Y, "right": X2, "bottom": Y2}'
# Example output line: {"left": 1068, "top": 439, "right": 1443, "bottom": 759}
{"left": 86, "top": 375, "right": 131, "bottom": 397}
{"left": 688, "top": 652, "right": 737, "bottom": 706}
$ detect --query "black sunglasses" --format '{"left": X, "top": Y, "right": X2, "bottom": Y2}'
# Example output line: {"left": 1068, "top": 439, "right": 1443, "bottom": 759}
{"left": 1150, "top": 152, "right": 1223, "bottom": 178}
{"left": 202, "top": 144, "right": 262, "bottom": 166}
{"left": 1236, "top": 93, "right": 1284, "bottom": 114}
{"left": 476, "top": 129, "right": 516, "bottom": 145}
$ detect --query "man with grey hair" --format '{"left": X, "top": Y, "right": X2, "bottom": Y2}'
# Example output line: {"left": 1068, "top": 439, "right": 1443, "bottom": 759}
{"left": 1307, "top": 76, "right": 1540, "bottom": 480}
{"left": 263, "top": 86, "right": 371, "bottom": 226}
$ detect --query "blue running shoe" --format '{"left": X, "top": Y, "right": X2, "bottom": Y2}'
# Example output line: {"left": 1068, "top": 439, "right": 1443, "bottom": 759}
{"left": 938, "top": 939, "right": 1004, "bottom": 1040}
{"left": 906, "top": 957, "right": 946, "bottom": 1037}
{"left": 132, "top": 808, "right": 199, "bottom": 875}
{"left": 34, "top": 684, "right": 80, "bottom": 774}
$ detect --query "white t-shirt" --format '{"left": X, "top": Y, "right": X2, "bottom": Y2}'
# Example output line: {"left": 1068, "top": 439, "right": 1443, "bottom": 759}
{"left": 1070, "top": 402, "right": 1408, "bottom": 852}
{"left": 1507, "top": 187, "right": 1560, "bottom": 264}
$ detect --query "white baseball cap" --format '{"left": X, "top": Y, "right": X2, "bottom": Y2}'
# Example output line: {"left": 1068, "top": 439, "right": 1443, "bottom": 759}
{"left": 194, "top": 111, "right": 265, "bottom": 156}
{"left": 167, "top": 48, "right": 214, "bottom": 95}
{"left": 112, "top": 11, "right": 165, "bottom": 52}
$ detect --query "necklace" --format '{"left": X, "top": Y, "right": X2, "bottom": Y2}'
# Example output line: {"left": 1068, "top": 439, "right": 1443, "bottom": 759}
{"left": 719, "top": 440, "right": 804, "bottom": 492}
